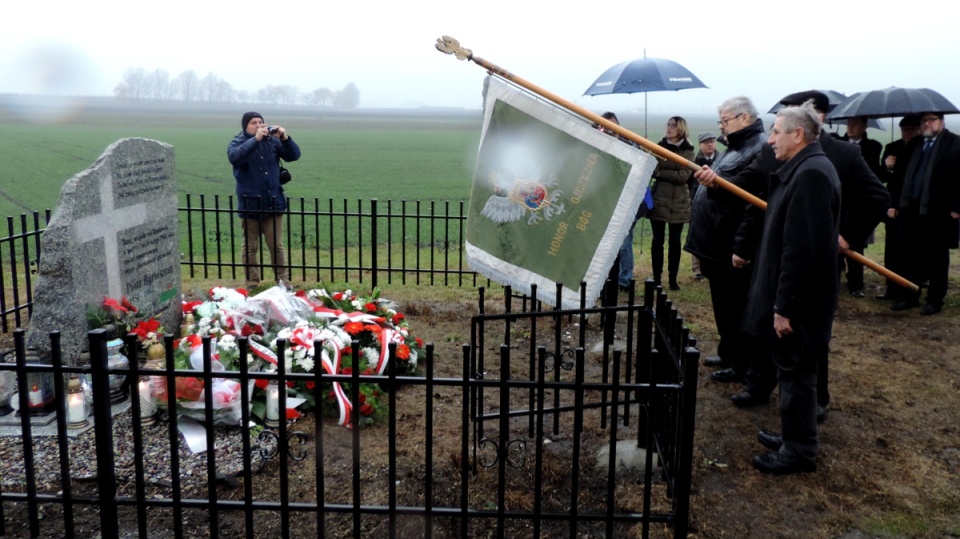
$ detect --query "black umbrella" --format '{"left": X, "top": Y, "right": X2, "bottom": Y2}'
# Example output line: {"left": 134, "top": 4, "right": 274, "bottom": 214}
{"left": 583, "top": 56, "right": 707, "bottom": 137}
{"left": 827, "top": 87, "right": 959, "bottom": 120}
{"left": 768, "top": 89, "right": 847, "bottom": 114}
{"left": 769, "top": 89, "right": 883, "bottom": 130}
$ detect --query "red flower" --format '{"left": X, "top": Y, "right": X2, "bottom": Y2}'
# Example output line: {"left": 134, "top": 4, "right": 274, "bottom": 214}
{"left": 182, "top": 300, "right": 203, "bottom": 314}
{"left": 365, "top": 302, "right": 377, "bottom": 313}
{"left": 120, "top": 296, "right": 138, "bottom": 313}
{"left": 255, "top": 378, "right": 269, "bottom": 390}
{"left": 236, "top": 288, "right": 249, "bottom": 298}
{"left": 343, "top": 321, "right": 364, "bottom": 335}
{"left": 415, "top": 337, "right": 424, "bottom": 348}
{"left": 360, "top": 403, "right": 374, "bottom": 416}
{"left": 358, "top": 393, "right": 367, "bottom": 404}
{"left": 295, "top": 289, "right": 307, "bottom": 298}
{"left": 175, "top": 378, "right": 204, "bottom": 401}
{"left": 132, "top": 319, "right": 161, "bottom": 341}
{"left": 285, "top": 408, "right": 301, "bottom": 420}
{"left": 305, "top": 381, "right": 316, "bottom": 390}
{"left": 391, "top": 313, "right": 405, "bottom": 324}
{"left": 103, "top": 297, "right": 127, "bottom": 314}
{"left": 373, "top": 390, "right": 381, "bottom": 398}
{"left": 327, "top": 390, "right": 336, "bottom": 402}
{"left": 286, "top": 381, "right": 295, "bottom": 388}
{"left": 241, "top": 324, "right": 263, "bottom": 337}
{"left": 362, "top": 368, "right": 373, "bottom": 376}
{"left": 185, "top": 334, "right": 202, "bottom": 348}
{"left": 340, "top": 367, "right": 352, "bottom": 375}
{"left": 333, "top": 292, "right": 344, "bottom": 301}
{"left": 396, "top": 344, "right": 411, "bottom": 360}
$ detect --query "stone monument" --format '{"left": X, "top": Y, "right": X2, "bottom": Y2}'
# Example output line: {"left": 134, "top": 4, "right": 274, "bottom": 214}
{"left": 26, "top": 138, "right": 182, "bottom": 365}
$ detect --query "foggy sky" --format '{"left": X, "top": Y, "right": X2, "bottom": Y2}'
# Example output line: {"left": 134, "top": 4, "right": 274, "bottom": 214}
{"left": 3, "top": 0, "right": 959, "bottom": 122}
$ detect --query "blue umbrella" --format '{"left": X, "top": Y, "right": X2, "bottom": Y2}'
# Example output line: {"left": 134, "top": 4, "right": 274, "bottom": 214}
{"left": 583, "top": 56, "right": 707, "bottom": 137}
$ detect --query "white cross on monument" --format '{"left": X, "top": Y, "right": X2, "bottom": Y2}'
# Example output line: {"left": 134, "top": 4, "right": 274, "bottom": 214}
{"left": 74, "top": 173, "right": 148, "bottom": 299}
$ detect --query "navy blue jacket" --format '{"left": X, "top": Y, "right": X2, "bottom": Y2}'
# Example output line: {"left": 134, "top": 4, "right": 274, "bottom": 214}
{"left": 227, "top": 132, "right": 301, "bottom": 219}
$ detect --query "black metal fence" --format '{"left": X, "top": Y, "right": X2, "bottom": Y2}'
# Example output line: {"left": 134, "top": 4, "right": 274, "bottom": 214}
{"left": 0, "top": 197, "right": 482, "bottom": 334}
{"left": 0, "top": 280, "right": 698, "bottom": 538}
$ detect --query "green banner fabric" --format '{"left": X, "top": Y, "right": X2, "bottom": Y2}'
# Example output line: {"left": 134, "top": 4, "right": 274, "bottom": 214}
{"left": 466, "top": 76, "right": 657, "bottom": 309}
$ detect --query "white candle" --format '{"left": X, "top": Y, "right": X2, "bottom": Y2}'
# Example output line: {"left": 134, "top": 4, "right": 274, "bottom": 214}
{"left": 139, "top": 380, "right": 157, "bottom": 418}
{"left": 67, "top": 392, "right": 86, "bottom": 423}
{"left": 29, "top": 385, "right": 43, "bottom": 407}
{"left": 266, "top": 383, "right": 280, "bottom": 421}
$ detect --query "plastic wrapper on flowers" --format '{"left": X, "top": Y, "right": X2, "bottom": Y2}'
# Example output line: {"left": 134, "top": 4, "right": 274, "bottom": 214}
{"left": 168, "top": 285, "right": 426, "bottom": 428}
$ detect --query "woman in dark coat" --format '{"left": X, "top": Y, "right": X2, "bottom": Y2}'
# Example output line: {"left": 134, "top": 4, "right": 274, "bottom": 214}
{"left": 647, "top": 116, "right": 695, "bottom": 289}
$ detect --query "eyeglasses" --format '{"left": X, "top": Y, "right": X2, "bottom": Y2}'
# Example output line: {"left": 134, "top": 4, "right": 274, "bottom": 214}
{"left": 718, "top": 113, "right": 743, "bottom": 127}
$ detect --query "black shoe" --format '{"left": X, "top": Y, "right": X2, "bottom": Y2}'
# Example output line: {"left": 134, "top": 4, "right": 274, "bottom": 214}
{"left": 849, "top": 289, "right": 865, "bottom": 298}
{"left": 757, "top": 429, "right": 783, "bottom": 451}
{"left": 891, "top": 298, "right": 920, "bottom": 311}
{"left": 710, "top": 367, "right": 744, "bottom": 384}
{"left": 752, "top": 452, "right": 816, "bottom": 475}
{"left": 669, "top": 281, "right": 681, "bottom": 291}
{"left": 920, "top": 302, "right": 942, "bottom": 315}
{"left": 703, "top": 355, "right": 725, "bottom": 368}
{"left": 731, "top": 390, "right": 770, "bottom": 408}
{"left": 816, "top": 404, "right": 828, "bottom": 424}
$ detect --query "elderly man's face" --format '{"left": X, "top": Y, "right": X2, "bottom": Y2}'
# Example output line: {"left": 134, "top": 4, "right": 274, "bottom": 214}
{"left": 768, "top": 117, "right": 804, "bottom": 161}
{"left": 921, "top": 114, "right": 944, "bottom": 138}
{"left": 718, "top": 109, "right": 750, "bottom": 136}
{"left": 846, "top": 117, "right": 867, "bottom": 139}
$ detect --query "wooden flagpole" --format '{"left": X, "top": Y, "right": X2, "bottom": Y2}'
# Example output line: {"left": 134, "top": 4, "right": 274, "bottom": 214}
{"left": 436, "top": 36, "right": 918, "bottom": 293}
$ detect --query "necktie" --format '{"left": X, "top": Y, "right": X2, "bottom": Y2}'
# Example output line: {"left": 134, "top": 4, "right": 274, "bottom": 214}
{"left": 911, "top": 138, "right": 934, "bottom": 200}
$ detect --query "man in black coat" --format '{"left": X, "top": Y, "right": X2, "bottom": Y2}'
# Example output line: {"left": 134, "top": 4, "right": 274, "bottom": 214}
{"left": 684, "top": 97, "right": 766, "bottom": 385}
{"left": 744, "top": 103, "right": 841, "bottom": 474}
{"left": 694, "top": 91, "right": 889, "bottom": 420}
{"left": 878, "top": 115, "right": 922, "bottom": 299}
{"left": 839, "top": 116, "right": 885, "bottom": 297}
{"left": 889, "top": 112, "right": 960, "bottom": 315}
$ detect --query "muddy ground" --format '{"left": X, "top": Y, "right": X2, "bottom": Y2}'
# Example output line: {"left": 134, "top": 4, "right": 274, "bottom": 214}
{"left": 1, "top": 266, "right": 959, "bottom": 538}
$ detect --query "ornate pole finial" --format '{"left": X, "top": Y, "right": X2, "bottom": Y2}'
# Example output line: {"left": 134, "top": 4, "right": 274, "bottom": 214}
{"left": 435, "top": 35, "right": 472, "bottom": 61}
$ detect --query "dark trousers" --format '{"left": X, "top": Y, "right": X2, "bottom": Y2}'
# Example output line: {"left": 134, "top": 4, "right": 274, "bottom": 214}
{"left": 882, "top": 217, "right": 902, "bottom": 295}
{"left": 700, "top": 257, "right": 752, "bottom": 374}
{"left": 650, "top": 220, "right": 684, "bottom": 282}
{"left": 773, "top": 329, "right": 820, "bottom": 465}
{"left": 897, "top": 209, "right": 951, "bottom": 306}
{"left": 842, "top": 244, "right": 865, "bottom": 292}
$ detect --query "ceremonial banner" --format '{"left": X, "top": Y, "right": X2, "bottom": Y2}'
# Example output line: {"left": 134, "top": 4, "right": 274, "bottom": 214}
{"left": 466, "top": 76, "right": 658, "bottom": 309}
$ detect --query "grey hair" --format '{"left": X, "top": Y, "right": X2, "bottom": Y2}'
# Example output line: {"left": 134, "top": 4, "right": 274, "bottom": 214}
{"left": 718, "top": 96, "right": 759, "bottom": 121}
{"left": 776, "top": 101, "right": 821, "bottom": 143}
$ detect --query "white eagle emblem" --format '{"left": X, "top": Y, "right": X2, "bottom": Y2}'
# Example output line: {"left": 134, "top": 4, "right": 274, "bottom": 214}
{"left": 480, "top": 162, "right": 565, "bottom": 225}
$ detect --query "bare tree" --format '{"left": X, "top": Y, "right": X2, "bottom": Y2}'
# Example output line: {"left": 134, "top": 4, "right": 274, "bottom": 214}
{"left": 173, "top": 70, "right": 200, "bottom": 101}
{"left": 114, "top": 68, "right": 148, "bottom": 99}
{"left": 333, "top": 82, "right": 360, "bottom": 109}
{"left": 307, "top": 87, "right": 334, "bottom": 107}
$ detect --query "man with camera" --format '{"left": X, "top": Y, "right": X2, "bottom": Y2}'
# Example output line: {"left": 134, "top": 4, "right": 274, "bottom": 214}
{"left": 227, "top": 112, "right": 301, "bottom": 287}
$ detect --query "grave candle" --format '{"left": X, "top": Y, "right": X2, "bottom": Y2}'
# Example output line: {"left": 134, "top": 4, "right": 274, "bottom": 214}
{"left": 65, "top": 377, "right": 88, "bottom": 428}
{"left": 29, "top": 385, "right": 43, "bottom": 407}
{"left": 139, "top": 379, "right": 157, "bottom": 422}
{"left": 266, "top": 381, "right": 280, "bottom": 427}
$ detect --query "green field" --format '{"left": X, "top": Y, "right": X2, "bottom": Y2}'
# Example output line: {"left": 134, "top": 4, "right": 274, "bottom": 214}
{"left": 0, "top": 98, "right": 720, "bottom": 221}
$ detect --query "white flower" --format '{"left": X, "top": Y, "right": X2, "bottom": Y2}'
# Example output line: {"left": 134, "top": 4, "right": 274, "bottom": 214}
{"left": 298, "top": 357, "right": 315, "bottom": 372}
{"left": 218, "top": 334, "right": 237, "bottom": 352}
{"left": 351, "top": 300, "right": 363, "bottom": 311}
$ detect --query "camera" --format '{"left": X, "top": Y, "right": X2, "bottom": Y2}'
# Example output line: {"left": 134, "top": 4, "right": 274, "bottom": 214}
{"left": 268, "top": 126, "right": 280, "bottom": 135}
